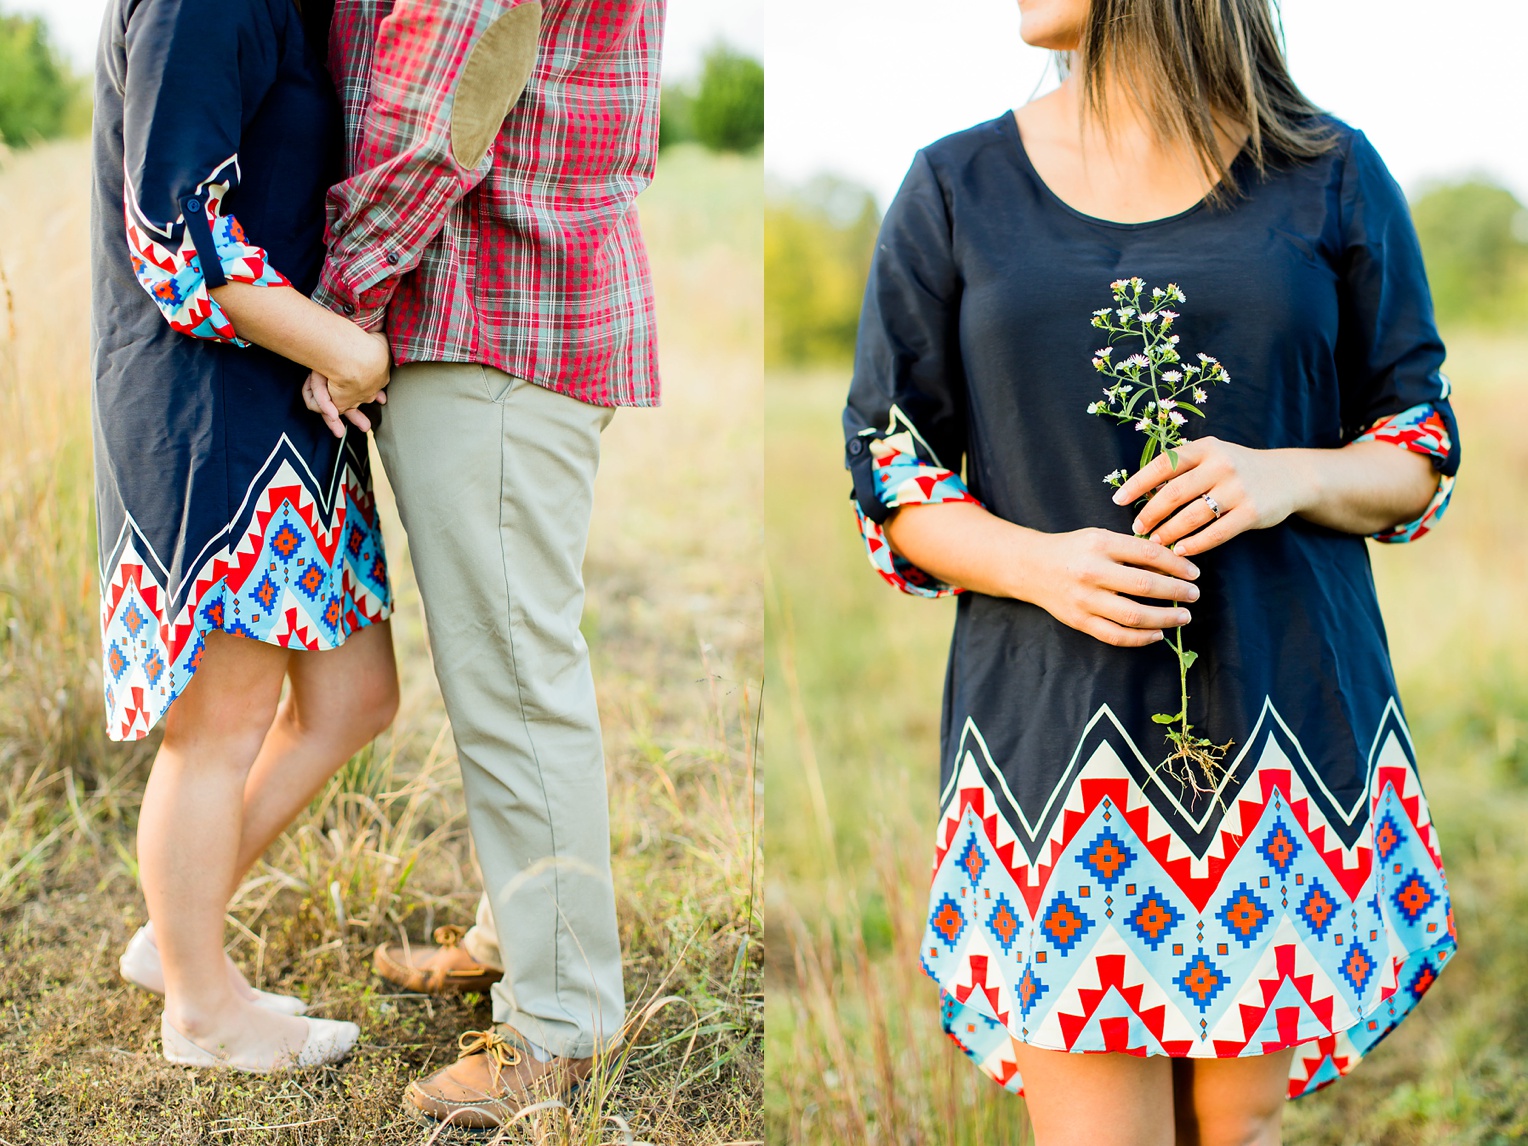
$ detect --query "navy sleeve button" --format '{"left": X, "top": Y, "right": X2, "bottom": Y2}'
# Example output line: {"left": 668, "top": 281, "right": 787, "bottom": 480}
{"left": 848, "top": 438, "right": 865, "bottom": 457}
{"left": 185, "top": 198, "right": 200, "bottom": 213}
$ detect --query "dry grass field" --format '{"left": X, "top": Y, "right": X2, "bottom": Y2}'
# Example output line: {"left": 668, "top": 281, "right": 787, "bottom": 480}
{"left": 0, "top": 140, "right": 762, "bottom": 1145}
{"left": 765, "top": 334, "right": 1528, "bottom": 1145}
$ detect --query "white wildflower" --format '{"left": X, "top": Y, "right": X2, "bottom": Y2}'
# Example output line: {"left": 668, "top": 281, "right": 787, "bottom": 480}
{"left": 1193, "top": 387, "right": 1208, "bottom": 402}
{"left": 1161, "top": 370, "right": 1183, "bottom": 382}
{"left": 1124, "top": 353, "right": 1149, "bottom": 368}
{"left": 1092, "top": 308, "right": 1111, "bottom": 317}
{"left": 1158, "top": 398, "right": 1178, "bottom": 410}
{"left": 1169, "top": 410, "right": 1187, "bottom": 426}
{"left": 1095, "top": 346, "right": 1113, "bottom": 357}
{"left": 1135, "top": 419, "right": 1150, "bottom": 432}
{"left": 1103, "top": 468, "right": 1127, "bottom": 486}
{"left": 1117, "top": 307, "right": 1136, "bottom": 321}
{"left": 1139, "top": 311, "right": 1158, "bottom": 323}
{"left": 1169, "top": 335, "right": 1181, "bottom": 344}
{"left": 1087, "top": 401, "right": 1100, "bottom": 414}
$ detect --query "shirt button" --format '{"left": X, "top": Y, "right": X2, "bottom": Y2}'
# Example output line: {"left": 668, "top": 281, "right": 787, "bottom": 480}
{"left": 848, "top": 438, "right": 865, "bottom": 456}
{"left": 386, "top": 252, "right": 399, "bottom": 265}
{"left": 342, "top": 303, "right": 356, "bottom": 315}
{"left": 185, "top": 198, "right": 200, "bottom": 212}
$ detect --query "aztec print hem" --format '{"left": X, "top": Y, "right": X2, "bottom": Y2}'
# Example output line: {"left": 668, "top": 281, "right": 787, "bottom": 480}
{"left": 850, "top": 407, "right": 981, "bottom": 597}
{"left": 98, "top": 436, "right": 392, "bottom": 742}
{"left": 919, "top": 701, "right": 1455, "bottom": 1100}
{"left": 1353, "top": 402, "right": 1456, "bottom": 543}
{"left": 126, "top": 157, "right": 291, "bottom": 347}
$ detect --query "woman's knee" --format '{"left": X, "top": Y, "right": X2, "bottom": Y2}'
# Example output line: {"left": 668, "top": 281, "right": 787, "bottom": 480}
{"left": 285, "top": 645, "right": 399, "bottom": 746}
{"left": 160, "top": 636, "right": 286, "bottom": 759}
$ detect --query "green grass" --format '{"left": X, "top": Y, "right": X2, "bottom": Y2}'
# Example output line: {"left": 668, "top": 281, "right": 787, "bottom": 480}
{"left": 765, "top": 334, "right": 1528, "bottom": 1145}
{"left": 0, "top": 140, "right": 762, "bottom": 1145}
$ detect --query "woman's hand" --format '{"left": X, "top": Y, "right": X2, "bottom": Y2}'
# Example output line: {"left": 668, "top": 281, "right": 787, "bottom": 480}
{"left": 301, "top": 332, "right": 391, "bottom": 438}
{"left": 1113, "top": 437, "right": 1303, "bottom": 558}
{"left": 1113, "top": 435, "right": 1440, "bottom": 556}
{"left": 1022, "top": 528, "right": 1201, "bottom": 647}
{"left": 883, "top": 502, "right": 1200, "bottom": 648}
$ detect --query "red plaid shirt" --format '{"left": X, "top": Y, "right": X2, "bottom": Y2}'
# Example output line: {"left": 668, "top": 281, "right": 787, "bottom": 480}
{"left": 315, "top": 0, "right": 663, "bottom": 407}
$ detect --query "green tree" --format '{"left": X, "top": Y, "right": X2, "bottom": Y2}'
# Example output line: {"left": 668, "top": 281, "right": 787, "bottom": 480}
{"left": 1411, "top": 179, "right": 1528, "bottom": 327}
{"left": 765, "top": 176, "right": 881, "bottom": 367}
{"left": 690, "top": 45, "right": 763, "bottom": 154}
{"left": 658, "top": 83, "right": 693, "bottom": 150}
{"left": 0, "top": 14, "right": 81, "bottom": 148}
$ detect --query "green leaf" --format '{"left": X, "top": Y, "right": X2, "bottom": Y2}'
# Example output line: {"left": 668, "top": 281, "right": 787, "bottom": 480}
{"left": 1151, "top": 712, "right": 1180, "bottom": 725}
{"left": 1167, "top": 447, "right": 1179, "bottom": 469}
{"left": 1181, "top": 649, "right": 1198, "bottom": 670}
{"left": 1174, "top": 402, "right": 1204, "bottom": 417}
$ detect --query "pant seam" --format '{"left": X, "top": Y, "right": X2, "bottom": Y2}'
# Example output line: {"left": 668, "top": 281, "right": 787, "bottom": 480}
{"left": 493, "top": 384, "right": 569, "bottom": 1027}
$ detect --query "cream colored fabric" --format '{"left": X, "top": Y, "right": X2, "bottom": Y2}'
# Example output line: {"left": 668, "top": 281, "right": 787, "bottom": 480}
{"left": 376, "top": 362, "right": 622, "bottom": 1059}
{"left": 461, "top": 891, "right": 502, "bottom": 969}
{"left": 451, "top": 2, "right": 543, "bottom": 169}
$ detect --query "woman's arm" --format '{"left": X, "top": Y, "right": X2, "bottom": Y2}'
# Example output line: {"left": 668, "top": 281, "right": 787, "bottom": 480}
{"left": 884, "top": 501, "right": 1201, "bottom": 647}
{"left": 209, "top": 282, "right": 390, "bottom": 436}
{"left": 1113, "top": 436, "right": 1439, "bottom": 557}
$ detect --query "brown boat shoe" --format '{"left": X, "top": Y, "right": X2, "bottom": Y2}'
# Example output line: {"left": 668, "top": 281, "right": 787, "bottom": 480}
{"left": 372, "top": 925, "right": 503, "bottom": 996}
{"left": 406, "top": 1026, "right": 593, "bottom": 1129}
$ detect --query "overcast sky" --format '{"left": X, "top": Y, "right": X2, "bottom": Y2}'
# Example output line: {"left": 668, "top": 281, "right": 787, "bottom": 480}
{"left": 766, "top": 0, "right": 1528, "bottom": 208}
{"left": 20, "top": 0, "right": 763, "bottom": 82}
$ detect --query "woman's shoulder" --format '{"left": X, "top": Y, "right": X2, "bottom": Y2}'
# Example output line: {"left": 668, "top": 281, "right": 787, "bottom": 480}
{"left": 912, "top": 114, "right": 1016, "bottom": 178}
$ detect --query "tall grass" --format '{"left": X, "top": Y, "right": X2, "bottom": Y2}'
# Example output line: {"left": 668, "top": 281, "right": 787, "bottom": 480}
{"left": 766, "top": 334, "right": 1528, "bottom": 1145}
{"left": 0, "top": 140, "right": 762, "bottom": 1145}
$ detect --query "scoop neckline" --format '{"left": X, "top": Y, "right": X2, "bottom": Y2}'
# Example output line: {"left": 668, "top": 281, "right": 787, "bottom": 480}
{"left": 1003, "top": 110, "right": 1248, "bottom": 231}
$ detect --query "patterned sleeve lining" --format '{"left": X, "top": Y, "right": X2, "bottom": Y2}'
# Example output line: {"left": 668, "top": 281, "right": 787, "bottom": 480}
{"left": 1353, "top": 401, "right": 1454, "bottom": 543}
{"left": 126, "top": 161, "right": 290, "bottom": 346}
{"left": 853, "top": 411, "right": 982, "bottom": 598}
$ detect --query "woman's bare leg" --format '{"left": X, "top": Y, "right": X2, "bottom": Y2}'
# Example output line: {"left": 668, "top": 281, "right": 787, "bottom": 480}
{"left": 138, "top": 632, "right": 307, "bottom": 1057}
{"left": 135, "top": 623, "right": 398, "bottom": 1002}
{"left": 1010, "top": 1041, "right": 1175, "bottom": 1146}
{"left": 230, "top": 620, "right": 398, "bottom": 893}
{"left": 1172, "top": 1049, "right": 1294, "bottom": 1146}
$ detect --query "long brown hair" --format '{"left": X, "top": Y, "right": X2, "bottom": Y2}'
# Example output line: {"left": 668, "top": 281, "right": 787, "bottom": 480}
{"left": 1073, "top": 0, "right": 1334, "bottom": 195}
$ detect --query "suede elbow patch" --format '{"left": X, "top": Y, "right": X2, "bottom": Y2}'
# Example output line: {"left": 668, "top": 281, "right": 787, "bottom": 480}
{"left": 451, "top": 2, "right": 542, "bottom": 169}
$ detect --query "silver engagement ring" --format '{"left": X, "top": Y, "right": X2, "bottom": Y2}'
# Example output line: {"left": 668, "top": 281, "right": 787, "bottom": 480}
{"left": 1201, "top": 493, "right": 1222, "bottom": 519}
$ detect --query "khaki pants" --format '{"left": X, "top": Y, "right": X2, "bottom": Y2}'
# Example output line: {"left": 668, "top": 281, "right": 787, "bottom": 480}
{"left": 375, "top": 362, "right": 622, "bottom": 1058}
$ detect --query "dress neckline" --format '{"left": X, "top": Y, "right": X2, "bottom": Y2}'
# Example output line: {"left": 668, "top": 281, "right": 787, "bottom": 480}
{"left": 1003, "top": 110, "right": 1249, "bottom": 231}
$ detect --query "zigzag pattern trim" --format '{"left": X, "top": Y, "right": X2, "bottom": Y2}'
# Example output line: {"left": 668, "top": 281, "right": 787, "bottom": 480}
{"left": 99, "top": 439, "right": 391, "bottom": 742}
{"left": 922, "top": 705, "right": 1454, "bottom": 1099}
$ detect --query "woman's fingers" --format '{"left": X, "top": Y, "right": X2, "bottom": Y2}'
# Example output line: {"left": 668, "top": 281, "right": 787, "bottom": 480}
{"left": 1103, "top": 532, "right": 1201, "bottom": 581}
{"left": 1077, "top": 615, "right": 1166, "bottom": 648}
{"left": 1133, "top": 465, "right": 1218, "bottom": 539}
{"left": 1147, "top": 494, "right": 1220, "bottom": 549}
{"left": 1097, "top": 564, "right": 1200, "bottom": 604}
{"left": 1112, "top": 438, "right": 1207, "bottom": 506}
{"left": 1169, "top": 505, "right": 1255, "bottom": 558}
{"left": 1092, "top": 592, "right": 1192, "bottom": 633}
{"left": 343, "top": 407, "right": 373, "bottom": 433}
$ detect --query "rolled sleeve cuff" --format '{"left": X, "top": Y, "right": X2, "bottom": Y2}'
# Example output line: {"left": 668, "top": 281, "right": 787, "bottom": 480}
{"left": 127, "top": 180, "right": 290, "bottom": 347}
{"left": 846, "top": 427, "right": 980, "bottom": 597}
{"left": 1355, "top": 402, "right": 1457, "bottom": 543}
{"left": 314, "top": 248, "right": 401, "bottom": 329}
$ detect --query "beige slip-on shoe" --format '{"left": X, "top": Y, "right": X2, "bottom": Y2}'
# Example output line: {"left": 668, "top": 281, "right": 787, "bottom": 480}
{"left": 119, "top": 925, "right": 307, "bottom": 1016}
{"left": 160, "top": 1012, "right": 360, "bottom": 1072}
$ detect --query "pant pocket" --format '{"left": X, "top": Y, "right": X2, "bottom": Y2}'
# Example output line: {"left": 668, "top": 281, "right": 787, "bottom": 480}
{"left": 481, "top": 365, "right": 518, "bottom": 404}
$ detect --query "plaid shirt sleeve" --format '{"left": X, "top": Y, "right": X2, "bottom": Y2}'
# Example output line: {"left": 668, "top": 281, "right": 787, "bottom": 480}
{"left": 314, "top": 0, "right": 539, "bottom": 328}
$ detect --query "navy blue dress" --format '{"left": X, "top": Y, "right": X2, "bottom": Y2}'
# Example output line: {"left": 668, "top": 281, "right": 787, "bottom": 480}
{"left": 843, "top": 114, "right": 1459, "bottom": 1098}
{"left": 91, "top": 0, "right": 390, "bottom": 741}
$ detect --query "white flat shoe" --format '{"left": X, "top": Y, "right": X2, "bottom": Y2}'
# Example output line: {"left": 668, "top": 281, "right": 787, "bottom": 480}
{"left": 160, "top": 1013, "right": 360, "bottom": 1072}
{"left": 120, "top": 926, "right": 307, "bottom": 1016}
